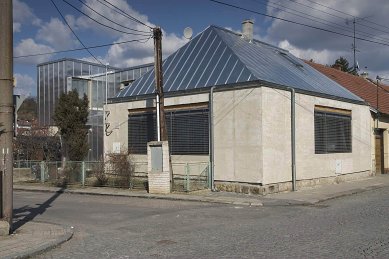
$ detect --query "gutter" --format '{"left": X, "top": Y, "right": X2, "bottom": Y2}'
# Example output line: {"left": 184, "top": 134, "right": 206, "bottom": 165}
{"left": 209, "top": 86, "right": 216, "bottom": 191}
{"left": 286, "top": 87, "right": 297, "bottom": 191}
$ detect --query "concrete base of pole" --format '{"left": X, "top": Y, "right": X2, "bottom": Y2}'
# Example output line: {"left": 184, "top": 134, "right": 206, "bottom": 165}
{"left": 0, "top": 220, "right": 10, "bottom": 236}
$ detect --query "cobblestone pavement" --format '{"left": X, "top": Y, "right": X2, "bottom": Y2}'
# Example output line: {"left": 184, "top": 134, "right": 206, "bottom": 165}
{"left": 13, "top": 187, "right": 389, "bottom": 258}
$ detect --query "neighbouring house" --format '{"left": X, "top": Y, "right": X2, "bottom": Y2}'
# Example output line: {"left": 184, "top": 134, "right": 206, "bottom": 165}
{"left": 306, "top": 60, "right": 389, "bottom": 174}
{"left": 105, "top": 21, "right": 372, "bottom": 194}
{"left": 36, "top": 58, "right": 153, "bottom": 160}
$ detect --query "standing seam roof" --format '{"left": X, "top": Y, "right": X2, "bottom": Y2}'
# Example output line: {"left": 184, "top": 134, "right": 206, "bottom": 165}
{"left": 116, "top": 26, "right": 363, "bottom": 103}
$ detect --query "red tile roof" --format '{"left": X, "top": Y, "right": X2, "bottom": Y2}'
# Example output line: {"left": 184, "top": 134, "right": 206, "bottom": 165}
{"left": 305, "top": 61, "right": 389, "bottom": 115}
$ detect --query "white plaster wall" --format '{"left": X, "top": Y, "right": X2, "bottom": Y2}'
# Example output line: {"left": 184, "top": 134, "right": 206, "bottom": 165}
{"left": 261, "top": 87, "right": 371, "bottom": 185}
{"left": 105, "top": 86, "right": 371, "bottom": 186}
{"left": 213, "top": 88, "right": 262, "bottom": 183}
{"left": 104, "top": 99, "right": 149, "bottom": 155}
{"left": 104, "top": 93, "right": 209, "bottom": 157}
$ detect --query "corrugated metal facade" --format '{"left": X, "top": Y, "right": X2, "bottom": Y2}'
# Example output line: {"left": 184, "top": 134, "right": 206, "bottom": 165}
{"left": 116, "top": 26, "right": 362, "bottom": 103}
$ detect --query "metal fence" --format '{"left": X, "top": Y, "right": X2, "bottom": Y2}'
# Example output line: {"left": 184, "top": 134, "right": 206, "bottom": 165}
{"left": 172, "top": 162, "right": 210, "bottom": 192}
{"left": 14, "top": 160, "right": 209, "bottom": 192}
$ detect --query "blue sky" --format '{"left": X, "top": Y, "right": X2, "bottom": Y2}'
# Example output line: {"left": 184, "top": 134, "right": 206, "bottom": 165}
{"left": 13, "top": 0, "right": 389, "bottom": 96}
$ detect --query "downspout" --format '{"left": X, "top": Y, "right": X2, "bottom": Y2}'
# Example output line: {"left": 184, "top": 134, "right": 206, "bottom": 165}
{"left": 286, "top": 87, "right": 296, "bottom": 191}
{"left": 209, "top": 86, "right": 215, "bottom": 191}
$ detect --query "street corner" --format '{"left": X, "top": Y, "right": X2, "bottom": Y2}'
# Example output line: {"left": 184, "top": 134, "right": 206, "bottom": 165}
{"left": 0, "top": 221, "right": 74, "bottom": 259}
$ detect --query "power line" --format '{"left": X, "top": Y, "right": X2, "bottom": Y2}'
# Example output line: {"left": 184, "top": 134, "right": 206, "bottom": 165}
{"left": 62, "top": 0, "right": 151, "bottom": 36}
{"left": 295, "top": 0, "right": 389, "bottom": 35}
{"left": 74, "top": 0, "right": 150, "bottom": 34}
{"left": 94, "top": 0, "right": 150, "bottom": 30}
{"left": 50, "top": 0, "right": 103, "bottom": 65}
{"left": 209, "top": 0, "right": 389, "bottom": 48}
{"left": 100, "top": 0, "right": 152, "bottom": 29}
{"left": 14, "top": 37, "right": 151, "bottom": 58}
{"left": 252, "top": 0, "right": 389, "bottom": 45}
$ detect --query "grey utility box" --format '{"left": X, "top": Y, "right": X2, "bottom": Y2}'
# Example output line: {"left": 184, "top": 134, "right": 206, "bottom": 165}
{"left": 147, "top": 141, "right": 171, "bottom": 194}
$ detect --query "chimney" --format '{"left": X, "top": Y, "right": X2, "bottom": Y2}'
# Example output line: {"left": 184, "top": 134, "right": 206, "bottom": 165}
{"left": 242, "top": 19, "right": 254, "bottom": 42}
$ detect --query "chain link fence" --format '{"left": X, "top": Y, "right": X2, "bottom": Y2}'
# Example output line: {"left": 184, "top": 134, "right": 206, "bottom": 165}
{"left": 14, "top": 160, "right": 210, "bottom": 192}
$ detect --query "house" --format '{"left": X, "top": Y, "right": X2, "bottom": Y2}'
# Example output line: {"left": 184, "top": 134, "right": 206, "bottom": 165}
{"left": 105, "top": 21, "right": 372, "bottom": 194}
{"left": 306, "top": 60, "right": 389, "bottom": 174}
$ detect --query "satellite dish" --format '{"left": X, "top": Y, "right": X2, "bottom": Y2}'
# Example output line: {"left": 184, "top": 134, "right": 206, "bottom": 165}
{"left": 184, "top": 27, "right": 193, "bottom": 40}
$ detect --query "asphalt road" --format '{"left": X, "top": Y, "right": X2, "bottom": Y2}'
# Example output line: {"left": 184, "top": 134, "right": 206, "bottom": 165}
{"left": 13, "top": 187, "right": 389, "bottom": 258}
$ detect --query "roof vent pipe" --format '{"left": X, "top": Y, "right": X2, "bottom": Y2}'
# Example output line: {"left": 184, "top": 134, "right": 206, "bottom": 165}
{"left": 242, "top": 19, "right": 254, "bottom": 42}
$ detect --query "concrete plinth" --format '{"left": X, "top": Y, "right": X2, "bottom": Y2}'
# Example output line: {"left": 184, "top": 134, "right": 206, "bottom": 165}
{"left": 0, "top": 220, "right": 10, "bottom": 236}
{"left": 147, "top": 141, "right": 171, "bottom": 194}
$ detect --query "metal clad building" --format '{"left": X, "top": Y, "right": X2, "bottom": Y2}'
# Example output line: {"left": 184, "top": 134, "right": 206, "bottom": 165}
{"left": 37, "top": 58, "right": 153, "bottom": 160}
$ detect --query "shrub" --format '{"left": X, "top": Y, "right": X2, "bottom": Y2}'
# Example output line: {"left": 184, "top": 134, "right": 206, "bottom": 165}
{"left": 106, "top": 150, "right": 135, "bottom": 188}
{"left": 92, "top": 160, "right": 108, "bottom": 187}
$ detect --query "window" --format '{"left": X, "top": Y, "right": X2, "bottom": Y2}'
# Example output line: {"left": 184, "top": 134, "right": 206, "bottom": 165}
{"left": 128, "top": 108, "right": 209, "bottom": 155}
{"left": 314, "top": 106, "right": 352, "bottom": 154}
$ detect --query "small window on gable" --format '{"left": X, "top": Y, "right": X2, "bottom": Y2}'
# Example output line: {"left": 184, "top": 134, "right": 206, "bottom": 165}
{"left": 314, "top": 106, "right": 352, "bottom": 154}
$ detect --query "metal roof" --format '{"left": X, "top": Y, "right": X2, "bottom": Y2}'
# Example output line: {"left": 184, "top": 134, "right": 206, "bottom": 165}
{"left": 116, "top": 26, "right": 363, "bottom": 103}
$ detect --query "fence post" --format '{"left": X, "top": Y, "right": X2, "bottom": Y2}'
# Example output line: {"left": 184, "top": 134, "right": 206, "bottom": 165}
{"left": 82, "top": 161, "right": 85, "bottom": 186}
{"left": 207, "top": 162, "right": 211, "bottom": 189}
{"left": 40, "top": 161, "right": 45, "bottom": 183}
{"left": 185, "top": 163, "right": 190, "bottom": 192}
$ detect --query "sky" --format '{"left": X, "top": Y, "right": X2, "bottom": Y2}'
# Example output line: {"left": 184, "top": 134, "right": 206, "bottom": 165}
{"left": 13, "top": 0, "right": 389, "bottom": 96}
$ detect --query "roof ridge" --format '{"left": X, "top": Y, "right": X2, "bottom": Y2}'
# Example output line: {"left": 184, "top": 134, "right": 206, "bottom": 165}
{"left": 210, "top": 25, "right": 288, "bottom": 52}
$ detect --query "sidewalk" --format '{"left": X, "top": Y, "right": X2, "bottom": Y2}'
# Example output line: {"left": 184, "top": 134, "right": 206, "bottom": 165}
{"left": 3, "top": 175, "right": 389, "bottom": 258}
{"left": 14, "top": 174, "right": 389, "bottom": 207}
{"left": 0, "top": 221, "right": 73, "bottom": 259}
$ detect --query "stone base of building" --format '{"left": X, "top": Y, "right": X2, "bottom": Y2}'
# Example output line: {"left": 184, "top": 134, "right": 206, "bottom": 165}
{"left": 215, "top": 170, "right": 374, "bottom": 195}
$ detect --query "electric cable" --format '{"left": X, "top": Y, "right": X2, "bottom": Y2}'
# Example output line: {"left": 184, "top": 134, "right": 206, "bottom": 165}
{"left": 50, "top": 0, "right": 103, "bottom": 65}
{"left": 74, "top": 0, "right": 150, "bottom": 34}
{"left": 100, "top": 0, "right": 152, "bottom": 29}
{"left": 292, "top": 0, "right": 389, "bottom": 35}
{"left": 251, "top": 0, "right": 389, "bottom": 45}
{"left": 62, "top": 0, "right": 151, "bottom": 36}
{"left": 14, "top": 37, "right": 152, "bottom": 59}
{"left": 209, "top": 0, "right": 389, "bottom": 48}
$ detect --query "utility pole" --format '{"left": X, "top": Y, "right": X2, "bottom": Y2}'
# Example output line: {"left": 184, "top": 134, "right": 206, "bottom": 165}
{"left": 153, "top": 27, "right": 173, "bottom": 191}
{"left": 0, "top": 0, "right": 14, "bottom": 233}
{"left": 153, "top": 27, "right": 168, "bottom": 141}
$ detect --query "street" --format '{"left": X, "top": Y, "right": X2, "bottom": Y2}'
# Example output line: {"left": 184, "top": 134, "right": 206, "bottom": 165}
{"left": 13, "top": 187, "right": 389, "bottom": 258}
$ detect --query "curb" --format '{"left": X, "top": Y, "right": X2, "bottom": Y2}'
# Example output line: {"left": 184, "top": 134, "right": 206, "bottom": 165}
{"left": 14, "top": 186, "right": 265, "bottom": 207}
{"left": 13, "top": 182, "right": 388, "bottom": 208}
{"left": 2, "top": 224, "right": 74, "bottom": 259}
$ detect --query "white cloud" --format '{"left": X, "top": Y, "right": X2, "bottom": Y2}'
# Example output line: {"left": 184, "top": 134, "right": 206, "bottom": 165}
{"left": 14, "top": 73, "right": 35, "bottom": 96}
{"left": 75, "top": 0, "right": 187, "bottom": 68}
{"left": 14, "top": 38, "right": 55, "bottom": 64}
{"left": 74, "top": 0, "right": 152, "bottom": 37}
{"left": 278, "top": 40, "right": 346, "bottom": 66}
{"left": 36, "top": 18, "right": 78, "bottom": 50}
{"left": 105, "top": 31, "right": 187, "bottom": 68}
{"left": 13, "top": 22, "right": 21, "bottom": 33}
{"left": 13, "top": 0, "right": 41, "bottom": 32}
